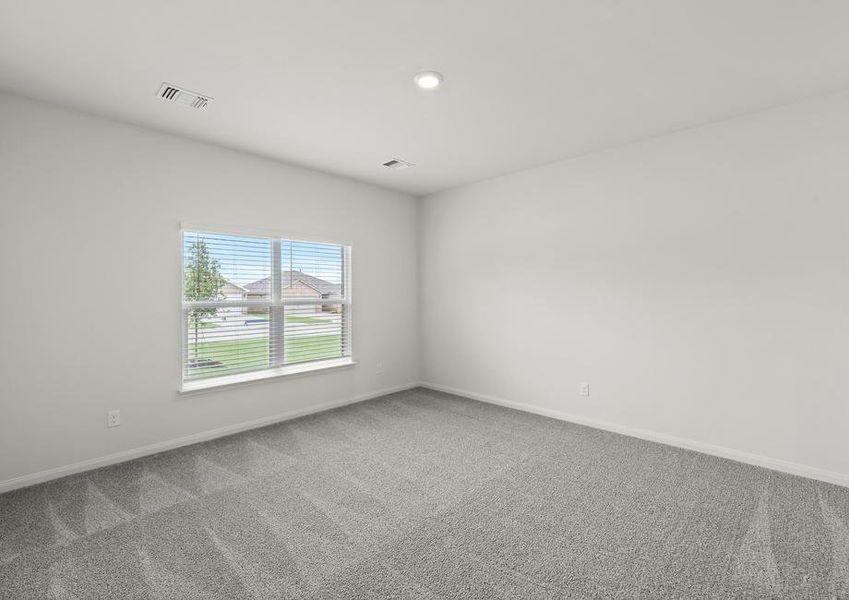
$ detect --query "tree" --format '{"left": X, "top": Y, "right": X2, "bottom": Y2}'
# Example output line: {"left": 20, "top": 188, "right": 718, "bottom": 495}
{"left": 184, "top": 240, "right": 226, "bottom": 365}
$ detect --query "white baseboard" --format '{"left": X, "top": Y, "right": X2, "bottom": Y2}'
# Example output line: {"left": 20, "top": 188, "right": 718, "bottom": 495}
{"left": 0, "top": 382, "right": 418, "bottom": 494}
{"left": 418, "top": 381, "right": 849, "bottom": 489}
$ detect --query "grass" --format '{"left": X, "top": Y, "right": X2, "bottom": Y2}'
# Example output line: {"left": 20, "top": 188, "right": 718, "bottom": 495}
{"left": 237, "top": 314, "right": 329, "bottom": 325}
{"left": 285, "top": 315, "right": 331, "bottom": 325}
{"left": 186, "top": 335, "right": 342, "bottom": 379}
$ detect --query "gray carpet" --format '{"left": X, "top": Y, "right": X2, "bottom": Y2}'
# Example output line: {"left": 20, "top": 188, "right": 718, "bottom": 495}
{"left": 1, "top": 388, "right": 848, "bottom": 599}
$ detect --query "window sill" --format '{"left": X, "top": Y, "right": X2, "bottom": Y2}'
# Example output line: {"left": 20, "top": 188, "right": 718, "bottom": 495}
{"left": 179, "top": 357, "right": 357, "bottom": 394}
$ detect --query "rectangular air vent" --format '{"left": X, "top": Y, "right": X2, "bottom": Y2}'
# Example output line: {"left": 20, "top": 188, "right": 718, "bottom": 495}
{"left": 382, "top": 159, "right": 415, "bottom": 170}
{"left": 157, "top": 83, "right": 213, "bottom": 109}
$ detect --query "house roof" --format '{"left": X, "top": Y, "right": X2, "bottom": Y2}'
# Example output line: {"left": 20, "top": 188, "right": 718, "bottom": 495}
{"left": 244, "top": 271, "right": 341, "bottom": 296}
{"left": 222, "top": 280, "right": 249, "bottom": 292}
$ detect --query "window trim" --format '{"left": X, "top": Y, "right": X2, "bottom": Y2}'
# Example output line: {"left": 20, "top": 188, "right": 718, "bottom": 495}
{"left": 178, "top": 223, "right": 354, "bottom": 392}
{"left": 179, "top": 357, "right": 357, "bottom": 394}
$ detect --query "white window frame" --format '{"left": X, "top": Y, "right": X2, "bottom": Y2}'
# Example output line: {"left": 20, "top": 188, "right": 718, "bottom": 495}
{"left": 179, "top": 224, "right": 355, "bottom": 393}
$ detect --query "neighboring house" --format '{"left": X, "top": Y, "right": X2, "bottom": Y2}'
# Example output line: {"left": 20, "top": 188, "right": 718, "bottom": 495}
{"left": 219, "top": 280, "right": 249, "bottom": 318}
{"left": 222, "top": 280, "right": 249, "bottom": 300}
{"left": 244, "top": 271, "right": 342, "bottom": 314}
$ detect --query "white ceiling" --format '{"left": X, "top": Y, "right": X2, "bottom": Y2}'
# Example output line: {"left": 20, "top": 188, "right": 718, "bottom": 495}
{"left": 2, "top": 1, "right": 849, "bottom": 196}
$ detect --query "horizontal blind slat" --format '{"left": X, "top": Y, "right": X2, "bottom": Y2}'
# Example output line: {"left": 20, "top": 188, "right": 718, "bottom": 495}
{"left": 183, "top": 230, "right": 351, "bottom": 383}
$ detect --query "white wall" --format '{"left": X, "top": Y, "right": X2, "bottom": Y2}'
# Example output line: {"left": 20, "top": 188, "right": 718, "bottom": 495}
{"left": 420, "top": 91, "right": 849, "bottom": 482}
{"left": 4, "top": 87, "right": 849, "bottom": 489}
{"left": 0, "top": 92, "right": 419, "bottom": 485}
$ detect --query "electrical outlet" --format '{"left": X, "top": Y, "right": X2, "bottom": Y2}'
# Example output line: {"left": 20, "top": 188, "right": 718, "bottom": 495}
{"left": 376, "top": 361, "right": 384, "bottom": 374}
{"left": 107, "top": 409, "right": 121, "bottom": 428}
{"left": 579, "top": 382, "right": 590, "bottom": 397}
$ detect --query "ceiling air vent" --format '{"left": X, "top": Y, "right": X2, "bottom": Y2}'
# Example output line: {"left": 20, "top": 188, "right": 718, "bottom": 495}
{"left": 157, "top": 83, "right": 213, "bottom": 109}
{"left": 382, "top": 159, "right": 415, "bottom": 170}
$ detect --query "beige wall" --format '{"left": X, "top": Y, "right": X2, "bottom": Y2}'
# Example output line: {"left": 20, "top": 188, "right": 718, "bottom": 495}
{"left": 282, "top": 281, "right": 321, "bottom": 313}
{"left": 282, "top": 281, "right": 321, "bottom": 299}
{"left": 221, "top": 282, "right": 247, "bottom": 299}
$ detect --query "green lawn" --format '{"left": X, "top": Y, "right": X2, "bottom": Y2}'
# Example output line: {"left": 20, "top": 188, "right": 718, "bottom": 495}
{"left": 239, "top": 314, "right": 328, "bottom": 325}
{"left": 285, "top": 315, "right": 330, "bottom": 325}
{"left": 186, "top": 335, "right": 342, "bottom": 378}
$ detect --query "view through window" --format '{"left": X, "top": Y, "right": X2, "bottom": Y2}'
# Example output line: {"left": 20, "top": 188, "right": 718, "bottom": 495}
{"left": 182, "top": 230, "right": 351, "bottom": 384}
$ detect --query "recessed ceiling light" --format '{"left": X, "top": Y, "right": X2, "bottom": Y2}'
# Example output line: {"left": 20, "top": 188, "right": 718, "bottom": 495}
{"left": 414, "top": 71, "right": 443, "bottom": 90}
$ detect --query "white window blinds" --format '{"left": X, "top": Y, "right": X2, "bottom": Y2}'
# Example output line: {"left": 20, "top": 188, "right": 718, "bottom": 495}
{"left": 182, "top": 230, "right": 351, "bottom": 384}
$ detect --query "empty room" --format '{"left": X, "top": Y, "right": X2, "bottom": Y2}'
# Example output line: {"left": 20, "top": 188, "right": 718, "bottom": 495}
{"left": 1, "top": 1, "right": 848, "bottom": 598}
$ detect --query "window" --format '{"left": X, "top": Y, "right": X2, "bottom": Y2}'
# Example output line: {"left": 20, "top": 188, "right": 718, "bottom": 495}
{"left": 181, "top": 229, "right": 352, "bottom": 390}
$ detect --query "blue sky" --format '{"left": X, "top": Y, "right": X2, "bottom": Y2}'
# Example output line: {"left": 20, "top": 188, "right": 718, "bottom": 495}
{"left": 183, "top": 231, "right": 343, "bottom": 286}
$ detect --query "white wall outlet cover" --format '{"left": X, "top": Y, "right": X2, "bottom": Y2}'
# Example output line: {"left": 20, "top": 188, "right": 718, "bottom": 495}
{"left": 580, "top": 383, "right": 590, "bottom": 397}
{"left": 107, "top": 410, "right": 121, "bottom": 428}
{"left": 376, "top": 361, "right": 384, "bottom": 374}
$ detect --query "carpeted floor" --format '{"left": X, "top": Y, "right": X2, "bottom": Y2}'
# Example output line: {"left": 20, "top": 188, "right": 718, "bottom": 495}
{"left": 1, "top": 388, "right": 848, "bottom": 599}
